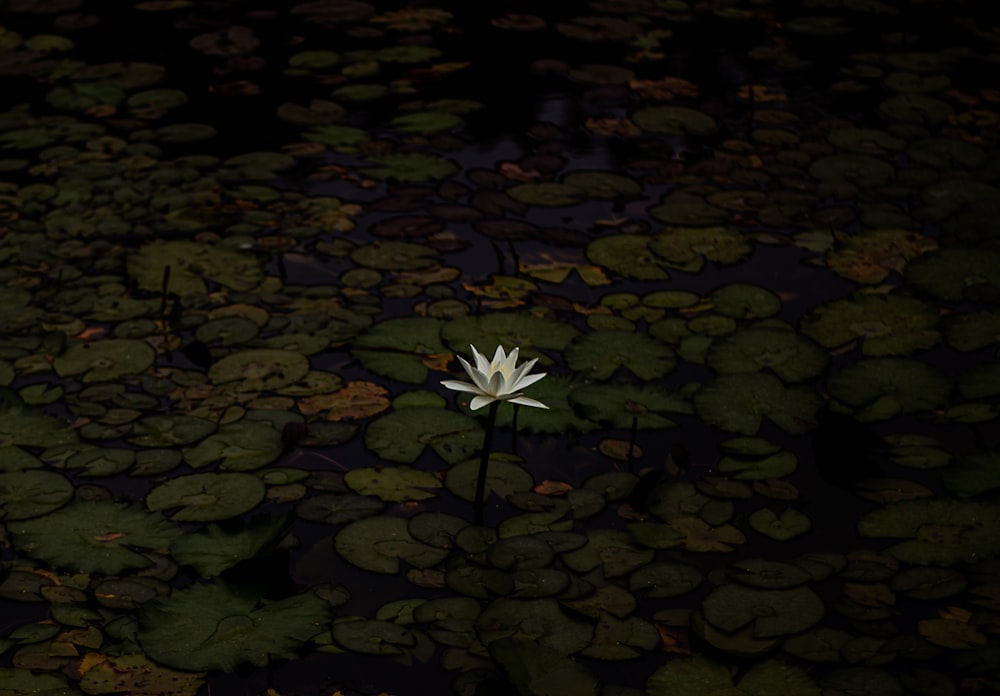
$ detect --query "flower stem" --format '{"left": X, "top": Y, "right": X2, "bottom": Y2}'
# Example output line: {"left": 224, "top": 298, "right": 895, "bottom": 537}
{"left": 474, "top": 401, "right": 500, "bottom": 525}
{"left": 510, "top": 403, "right": 520, "bottom": 456}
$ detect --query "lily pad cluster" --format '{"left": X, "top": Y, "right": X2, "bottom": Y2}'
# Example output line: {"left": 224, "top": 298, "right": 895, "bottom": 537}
{"left": 1, "top": 0, "right": 1000, "bottom": 695}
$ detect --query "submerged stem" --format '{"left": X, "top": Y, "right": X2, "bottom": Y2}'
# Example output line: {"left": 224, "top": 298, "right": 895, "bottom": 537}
{"left": 474, "top": 401, "right": 500, "bottom": 526}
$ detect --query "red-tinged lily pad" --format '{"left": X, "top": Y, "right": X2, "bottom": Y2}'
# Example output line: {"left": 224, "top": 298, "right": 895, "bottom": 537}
{"left": 586, "top": 234, "right": 671, "bottom": 280}
{"left": 0, "top": 470, "right": 73, "bottom": 521}
{"left": 858, "top": 500, "right": 1000, "bottom": 564}
{"left": 344, "top": 466, "right": 442, "bottom": 502}
{"left": 76, "top": 652, "right": 205, "bottom": 696}
{"left": 365, "top": 407, "right": 482, "bottom": 465}
{"left": 145, "top": 472, "right": 266, "bottom": 522}
{"left": 10, "top": 501, "right": 179, "bottom": 574}
{"left": 334, "top": 515, "right": 449, "bottom": 574}
{"left": 800, "top": 293, "right": 941, "bottom": 355}
{"left": 825, "top": 228, "right": 938, "bottom": 284}
{"left": 127, "top": 240, "right": 264, "bottom": 296}
{"left": 668, "top": 517, "right": 747, "bottom": 553}
{"left": 138, "top": 581, "right": 328, "bottom": 672}
{"left": 694, "top": 373, "right": 823, "bottom": 435}
{"left": 564, "top": 330, "right": 676, "bottom": 380}
{"left": 826, "top": 358, "right": 951, "bottom": 421}
{"left": 53, "top": 339, "right": 156, "bottom": 383}
{"left": 208, "top": 349, "right": 311, "bottom": 391}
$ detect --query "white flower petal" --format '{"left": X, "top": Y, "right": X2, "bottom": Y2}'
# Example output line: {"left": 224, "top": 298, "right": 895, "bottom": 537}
{"left": 509, "top": 395, "right": 549, "bottom": 410}
{"left": 487, "top": 370, "right": 505, "bottom": 395}
{"left": 470, "top": 395, "right": 495, "bottom": 410}
{"left": 471, "top": 344, "right": 490, "bottom": 373}
{"left": 512, "top": 371, "right": 546, "bottom": 391}
{"left": 458, "top": 355, "right": 491, "bottom": 393}
{"left": 508, "top": 356, "right": 538, "bottom": 385}
{"left": 440, "top": 379, "right": 480, "bottom": 394}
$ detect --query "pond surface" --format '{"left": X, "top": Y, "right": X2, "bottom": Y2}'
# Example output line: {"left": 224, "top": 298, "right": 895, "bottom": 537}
{"left": 1, "top": 1, "right": 1000, "bottom": 695}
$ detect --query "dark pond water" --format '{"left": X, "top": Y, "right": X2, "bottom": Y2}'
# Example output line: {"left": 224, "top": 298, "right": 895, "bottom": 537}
{"left": 1, "top": 1, "right": 1000, "bottom": 695}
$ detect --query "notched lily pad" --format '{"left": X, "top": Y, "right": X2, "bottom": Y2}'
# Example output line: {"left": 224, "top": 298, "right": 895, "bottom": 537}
{"left": 344, "top": 466, "right": 442, "bottom": 502}
{"left": 335, "top": 515, "right": 449, "bottom": 574}
{"left": 127, "top": 240, "right": 264, "bottom": 296}
{"left": 565, "top": 330, "right": 676, "bottom": 381}
{"left": 694, "top": 373, "right": 823, "bottom": 435}
{"left": 365, "top": 407, "right": 482, "bottom": 465}
{"left": 145, "top": 472, "right": 266, "bottom": 522}
{"left": 54, "top": 339, "right": 156, "bottom": 382}
{"left": 0, "top": 470, "right": 74, "bottom": 520}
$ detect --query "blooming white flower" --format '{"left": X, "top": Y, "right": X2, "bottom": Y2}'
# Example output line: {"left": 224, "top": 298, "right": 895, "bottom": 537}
{"left": 442, "top": 344, "right": 549, "bottom": 411}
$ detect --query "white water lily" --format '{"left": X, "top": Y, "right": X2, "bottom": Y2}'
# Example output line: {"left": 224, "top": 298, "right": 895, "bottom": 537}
{"left": 442, "top": 344, "right": 549, "bottom": 411}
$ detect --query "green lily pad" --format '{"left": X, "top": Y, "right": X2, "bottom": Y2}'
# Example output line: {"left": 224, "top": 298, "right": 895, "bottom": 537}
{"left": 0, "top": 446, "right": 43, "bottom": 472}
{"left": 801, "top": 294, "right": 941, "bottom": 355}
{"left": 441, "top": 313, "right": 580, "bottom": 362}
{"left": 0, "top": 405, "right": 78, "bottom": 449}
{"left": 718, "top": 450, "right": 798, "bottom": 480}
{"left": 562, "top": 171, "right": 642, "bottom": 199}
{"left": 335, "top": 515, "right": 449, "bottom": 574}
{"left": 0, "top": 668, "right": 75, "bottom": 696}
{"left": 138, "top": 581, "right": 328, "bottom": 671}
{"left": 649, "top": 226, "right": 753, "bottom": 270}
{"left": 877, "top": 93, "right": 954, "bottom": 125}
{"left": 748, "top": 508, "right": 812, "bottom": 541}
{"left": 127, "top": 240, "right": 264, "bottom": 296}
{"left": 490, "top": 638, "right": 599, "bottom": 696}
{"left": 565, "top": 330, "right": 676, "bottom": 380}
{"left": 506, "top": 182, "right": 586, "bottom": 207}
{"left": 946, "top": 310, "right": 1000, "bottom": 352}
{"left": 195, "top": 316, "right": 260, "bottom": 346}
{"left": 586, "top": 234, "right": 671, "bottom": 280}
{"left": 0, "top": 470, "right": 73, "bottom": 521}
{"left": 568, "top": 382, "right": 690, "bottom": 429}
{"left": 477, "top": 598, "right": 593, "bottom": 656}
{"left": 344, "top": 466, "right": 442, "bottom": 502}
{"left": 694, "top": 373, "right": 823, "bottom": 435}
{"left": 647, "top": 654, "right": 741, "bottom": 696}
{"left": 351, "top": 240, "right": 440, "bottom": 271}
{"left": 53, "top": 339, "right": 156, "bottom": 382}
{"left": 361, "top": 153, "right": 458, "bottom": 183}
{"left": 826, "top": 358, "right": 952, "bottom": 421}
{"left": 904, "top": 248, "right": 1000, "bottom": 302}
{"left": 562, "top": 529, "right": 654, "bottom": 578}
{"left": 809, "top": 154, "right": 895, "bottom": 187}
{"left": 208, "top": 349, "right": 311, "bottom": 391}
{"left": 295, "top": 493, "right": 384, "bottom": 525}
{"left": 859, "top": 499, "right": 1000, "bottom": 564}
{"left": 958, "top": 361, "right": 1000, "bottom": 400}
{"left": 629, "top": 561, "right": 702, "bottom": 598}
{"left": 352, "top": 317, "right": 446, "bottom": 383}
{"left": 170, "top": 515, "right": 289, "bottom": 577}
{"left": 331, "top": 616, "right": 417, "bottom": 655}
{"left": 709, "top": 284, "right": 782, "bottom": 319}
{"left": 365, "top": 407, "right": 482, "bottom": 465}
{"left": 446, "top": 455, "right": 535, "bottom": 502}
{"left": 584, "top": 612, "right": 660, "bottom": 660}
{"left": 943, "top": 450, "right": 1000, "bottom": 497}
{"left": 145, "top": 472, "right": 266, "bottom": 522}
{"left": 127, "top": 415, "right": 217, "bottom": 447}
{"left": 701, "top": 584, "right": 825, "bottom": 637}
{"left": 632, "top": 105, "right": 717, "bottom": 135}
{"left": 10, "top": 501, "right": 179, "bottom": 574}
{"left": 706, "top": 326, "right": 828, "bottom": 382}
{"left": 489, "top": 375, "right": 597, "bottom": 435}
{"left": 181, "top": 421, "right": 284, "bottom": 471}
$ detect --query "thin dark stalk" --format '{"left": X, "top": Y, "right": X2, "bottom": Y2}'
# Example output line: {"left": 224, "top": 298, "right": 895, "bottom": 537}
{"left": 474, "top": 401, "right": 500, "bottom": 526}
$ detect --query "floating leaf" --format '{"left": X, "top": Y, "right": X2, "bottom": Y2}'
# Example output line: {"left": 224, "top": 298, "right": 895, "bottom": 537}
{"left": 446, "top": 456, "right": 534, "bottom": 502}
{"left": 145, "top": 472, "right": 266, "bottom": 522}
{"left": 748, "top": 508, "right": 812, "bottom": 541}
{"left": 138, "top": 581, "right": 328, "bottom": 671}
{"left": 182, "top": 421, "right": 283, "bottom": 470}
{"left": 701, "top": 584, "right": 825, "bottom": 637}
{"left": 649, "top": 226, "right": 752, "bottom": 270}
{"left": 826, "top": 358, "right": 951, "bottom": 421}
{"left": 904, "top": 247, "right": 1000, "bottom": 302}
{"left": 707, "top": 326, "right": 828, "bottom": 382}
{"left": 208, "top": 349, "right": 311, "bottom": 391}
{"left": 859, "top": 499, "right": 1000, "bottom": 564}
{"left": 586, "top": 235, "right": 671, "bottom": 280}
{"left": 352, "top": 317, "right": 446, "bottom": 383}
{"left": 127, "top": 240, "right": 263, "bottom": 296}
{"left": 0, "top": 405, "right": 78, "bottom": 449}
{"left": 800, "top": 294, "right": 941, "bottom": 355}
{"left": 506, "top": 182, "right": 586, "bottom": 207}
{"left": 170, "top": 516, "right": 289, "bottom": 577}
{"left": 568, "top": 382, "right": 690, "bottom": 430}
{"left": 361, "top": 153, "right": 458, "bottom": 183}
{"left": 10, "top": 501, "right": 179, "bottom": 574}
{"left": 344, "top": 466, "right": 442, "bottom": 502}
{"left": 0, "top": 470, "right": 73, "bottom": 521}
{"left": 632, "top": 105, "right": 716, "bottom": 135}
{"left": 54, "top": 339, "right": 156, "bottom": 383}
{"left": 489, "top": 638, "right": 599, "bottom": 696}
{"left": 565, "top": 330, "right": 676, "bottom": 380}
{"left": 335, "top": 515, "right": 449, "bottom": 574}
{"left": 694, "top": 373, "right": 823, "bottom": 435}
{"left": 441, "top": 313, "right": 580, "bottom": 362}
{"left": 365, "top": 407, "right": 482, "bottom": 464}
